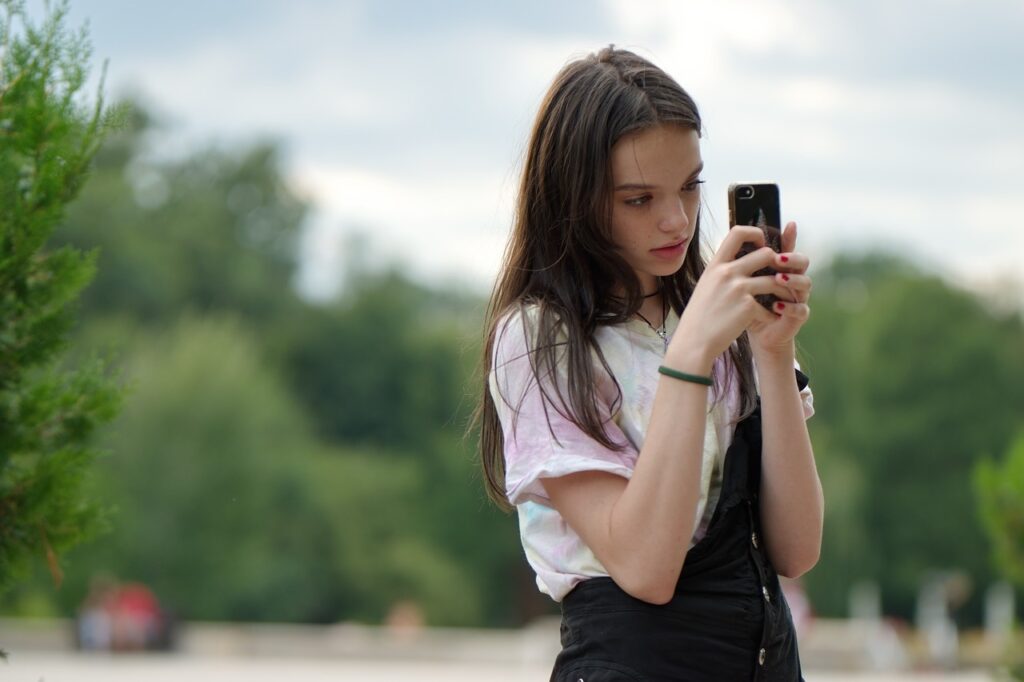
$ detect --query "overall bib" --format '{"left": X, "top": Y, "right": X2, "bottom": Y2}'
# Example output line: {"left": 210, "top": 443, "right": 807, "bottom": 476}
{"left": 551, "top": 380, "right": 807, "bottom": 681}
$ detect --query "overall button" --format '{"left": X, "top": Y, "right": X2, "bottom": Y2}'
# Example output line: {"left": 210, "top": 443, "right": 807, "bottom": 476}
{"left": 758, "top": 647, "right": 767, "bottom": 665}
{"left": 751, "top": 531, "right": 759, "bottom": 549}
{"left": 762, "top": 585, "right": 771, "bottom": 603}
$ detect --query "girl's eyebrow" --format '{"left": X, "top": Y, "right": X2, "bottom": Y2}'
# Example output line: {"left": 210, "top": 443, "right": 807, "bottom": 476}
{"left": 614, "top": 161, "right": 704, "bottom": 191}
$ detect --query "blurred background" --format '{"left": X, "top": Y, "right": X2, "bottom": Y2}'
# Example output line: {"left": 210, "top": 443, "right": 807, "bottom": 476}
{"left": 1, "top": 0, "right": 1023, "bottom": 678}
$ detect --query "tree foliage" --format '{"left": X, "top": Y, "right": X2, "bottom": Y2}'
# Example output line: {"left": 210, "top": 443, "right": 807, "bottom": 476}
{"left": 42, "top": 312, "right": 522, "bottom": 627}
{"left": 800, "top": 254, "right": 1024, "bottom": 621}
{"left": 975, "top": 434, "right": 1024, "bottom": 588}
{"left": 57, "top": 317, "right": 339, "bottom": 622}
{"left": 54, "top": 107, "right": 305, "bottom": 327}
{"left": 278, "top": 269, "right": 481, "bottom": 450}
{"left": 0, "top": 0, "right": 121, "bottom": 594}
{"left": 0, "top": 96, "right": 529, "bottom": 627}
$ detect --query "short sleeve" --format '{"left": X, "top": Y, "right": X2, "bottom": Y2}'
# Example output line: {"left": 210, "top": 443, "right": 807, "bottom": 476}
{"left": 488, "top": 308, "right": 638, "bottom": 507}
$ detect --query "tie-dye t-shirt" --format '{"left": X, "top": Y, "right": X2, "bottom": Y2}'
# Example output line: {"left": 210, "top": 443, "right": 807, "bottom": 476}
{"left": 488, "top": 304, "right": 814, "bottom": 602}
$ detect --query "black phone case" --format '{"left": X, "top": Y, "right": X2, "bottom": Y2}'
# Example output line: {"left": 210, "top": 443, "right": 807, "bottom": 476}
{"left": 728, "top": 183, "right": 782, "bottom": 309}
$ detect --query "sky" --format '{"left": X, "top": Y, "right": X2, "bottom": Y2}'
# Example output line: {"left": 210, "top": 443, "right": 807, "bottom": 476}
{"left": 53, "top": 0, "right": 1024, "bottom": 303}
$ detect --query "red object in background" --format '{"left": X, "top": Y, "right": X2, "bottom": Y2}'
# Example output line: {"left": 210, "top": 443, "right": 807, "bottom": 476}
{"left": 109, "top": 582, "right": 162, "bottom": 651}
{"left": 77, "top": 579, "right": 174, "bottom": 652}
{"left": 113, "top": 583, "right": 159, "bottom": 619}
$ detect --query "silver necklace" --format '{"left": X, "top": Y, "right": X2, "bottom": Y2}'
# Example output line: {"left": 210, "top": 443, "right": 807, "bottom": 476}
{"left": 635, "top": 298, "right": 668, "bottom": 348}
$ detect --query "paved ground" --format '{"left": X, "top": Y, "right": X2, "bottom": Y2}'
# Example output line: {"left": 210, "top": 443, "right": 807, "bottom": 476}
{"left": 1, "top": 652, "right": 1000, "bottom": 681}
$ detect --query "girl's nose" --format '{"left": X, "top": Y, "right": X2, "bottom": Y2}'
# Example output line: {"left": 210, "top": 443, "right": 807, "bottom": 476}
{"left": 660, "top": 199, "right": 690, "bottom": 232}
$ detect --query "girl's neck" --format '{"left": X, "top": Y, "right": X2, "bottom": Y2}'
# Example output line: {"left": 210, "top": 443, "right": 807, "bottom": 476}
{"left": 636, "top": 292, "right": 668, "bottom": 329}
{"left": 609, "top": 280, "right": 667, "bottom": 328}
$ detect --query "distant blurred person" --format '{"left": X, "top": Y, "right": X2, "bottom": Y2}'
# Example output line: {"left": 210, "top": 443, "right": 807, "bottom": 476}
{"left": 476, "top": 46, "right": 822, "bottom": 680}
{"left": 78, "top": 578, "right": 168, "bottom": 652}
{"left": 77, "top": 575, "right": 117, "bottom": 651}
{"left": 110, "top": 582, "right": 161, "bottom": 651}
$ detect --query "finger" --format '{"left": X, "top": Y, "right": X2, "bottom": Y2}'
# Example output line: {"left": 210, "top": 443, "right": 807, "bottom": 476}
{"left": 774, "top": 251, "right": 810, "bottom": 274}
{"left": 731, "top": 246, "right": 779, "bottom": 276}
{"left": 727, "top": 224, "right": 767, "bottom": 246}
{"left": 780, "top": 221, "right": 797, "bottom": 254}
{"left": 713, "top": 226, "right": 766, "bottom": 265}
{"left": 770, "top": 300, "right": 811, "bottom": 321}
{"left": 774, "top": 272, "right": 812, "bottom": 297}
{"left": 746, "top": 275, "right": 807, "bottom": 301}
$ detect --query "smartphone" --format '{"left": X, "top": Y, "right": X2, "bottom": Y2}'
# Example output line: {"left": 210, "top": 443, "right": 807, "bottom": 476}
{"left": 728, "top": 182, "right": 782, "bottom": 309}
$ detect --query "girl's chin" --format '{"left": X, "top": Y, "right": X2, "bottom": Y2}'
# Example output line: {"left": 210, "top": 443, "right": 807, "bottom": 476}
{"left": 648, "top": 260, "right": 686, "bottom": 278}
{"left": 636, "top": 267, "right": 682, "bottom": 291}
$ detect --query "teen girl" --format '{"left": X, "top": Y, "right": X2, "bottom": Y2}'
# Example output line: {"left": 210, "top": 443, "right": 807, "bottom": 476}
{"left": 477, "top": 46, "right": 823, "bottom": 680}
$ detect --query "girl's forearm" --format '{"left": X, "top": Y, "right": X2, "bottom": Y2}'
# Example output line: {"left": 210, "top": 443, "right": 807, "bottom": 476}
{"left": 604, "top": 345, "right": 715, "bottom": 603}
{"left": 754, "top": 345, "right": 824, "bottom": 577}
{"left": 612, "top": 378, "right": 708, "bottom": 600}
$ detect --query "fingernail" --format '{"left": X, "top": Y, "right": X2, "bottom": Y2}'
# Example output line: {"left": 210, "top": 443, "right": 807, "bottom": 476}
{"left": 780, "top": 255, "right": 789, "bottom": 263}
{"left": 776, "top": 302, "right": 786, "bottom": 311}
{"left": 780, "top": 273, "right": 790, "bottom": 282}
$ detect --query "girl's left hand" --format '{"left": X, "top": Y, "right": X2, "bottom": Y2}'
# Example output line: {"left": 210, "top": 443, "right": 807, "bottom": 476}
{"left": 747, "top": 221, "right": 811, "bottom": 355}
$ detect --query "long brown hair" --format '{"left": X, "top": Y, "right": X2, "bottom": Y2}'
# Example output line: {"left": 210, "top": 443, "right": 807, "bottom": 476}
{"left": 475, "top": 46, "right": 758, "bottom": 511}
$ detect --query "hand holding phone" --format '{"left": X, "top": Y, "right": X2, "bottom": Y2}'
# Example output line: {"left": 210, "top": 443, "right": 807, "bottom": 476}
{"left": 728, "top": 182, "right": 782, "bottom": 309}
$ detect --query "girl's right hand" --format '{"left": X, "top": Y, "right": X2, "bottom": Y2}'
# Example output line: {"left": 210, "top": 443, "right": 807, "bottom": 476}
{"left": 669, "top": 225, "right": 786, "bottom": 369}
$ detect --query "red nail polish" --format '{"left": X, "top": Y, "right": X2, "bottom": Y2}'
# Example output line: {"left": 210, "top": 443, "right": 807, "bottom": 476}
{"left": 780, "top": 255, "right": 789, "bottom": 263}
{"left": 781, "top": 274, "right": 790, "bottom": 282}
{"left": 776, "top": 302, "right": 786, "bottom": 310}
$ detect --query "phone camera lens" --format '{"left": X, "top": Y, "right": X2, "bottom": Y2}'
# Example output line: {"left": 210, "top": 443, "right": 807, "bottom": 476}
{"left": 739, "top": 185, "right": 755, "bottom": 199}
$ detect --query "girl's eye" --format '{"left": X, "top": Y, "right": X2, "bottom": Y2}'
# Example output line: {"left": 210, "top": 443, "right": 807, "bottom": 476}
{"left": 625, "top": 195, "right": 651, "bottom": 207}
{"left": 682, "top": 179, "right": 705, "bottom": 193}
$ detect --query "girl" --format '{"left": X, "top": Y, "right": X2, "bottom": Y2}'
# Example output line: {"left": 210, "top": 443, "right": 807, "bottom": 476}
{"left": 477, "top": 46, "right": 822, "bottom": 681}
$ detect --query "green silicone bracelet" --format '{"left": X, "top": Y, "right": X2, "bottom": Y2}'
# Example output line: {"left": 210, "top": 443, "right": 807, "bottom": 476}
{"left": 658, "top": 365, "right": 713, "bottom": 386}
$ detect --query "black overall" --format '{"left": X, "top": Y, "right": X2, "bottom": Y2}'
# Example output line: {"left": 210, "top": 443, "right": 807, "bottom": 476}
{"left": 551, "top": 375, "right": 808, "bottom": 681}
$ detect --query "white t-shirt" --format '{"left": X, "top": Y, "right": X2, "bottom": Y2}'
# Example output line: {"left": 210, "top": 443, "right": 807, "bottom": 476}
{"left": 488, "top": 304, "right": 814, "bottom": 602}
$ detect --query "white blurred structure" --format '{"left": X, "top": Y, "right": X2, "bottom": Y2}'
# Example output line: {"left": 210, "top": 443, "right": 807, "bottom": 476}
{"left": 984, "top": 581, "right": 1015, "bottom": 652}
{"left": 916, "top": 575, "right": 960, "bottom": 670}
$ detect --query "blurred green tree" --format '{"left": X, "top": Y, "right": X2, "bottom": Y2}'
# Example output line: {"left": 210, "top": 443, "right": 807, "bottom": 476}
{"left": 0, "top": 60, "right": 524, "bottom": 626}
{"left": 42, "top": 313, "right": 522, "bottom": 627}
{"left": 55, "top": 317, "right": 337, "bottom": 621}
{"left": 277, "top": 271, "right": 527, "bottom": 625}
{"left": 800, "top": 254, "right": 1024, "bottom": 621}
{"left": 14, "top": 98, "right": 526, "bottom": 623}
{"left": 278, "top": 269, "right": 481, "bottom": 449}
{"left": 53, "top": 105, "right": 306, "bottom": 327}
{"left": 0, "top": 0, "right": 122, "bottom": 597}
{"left": 975, "top": 433, "right": 1024, "bottom": 587}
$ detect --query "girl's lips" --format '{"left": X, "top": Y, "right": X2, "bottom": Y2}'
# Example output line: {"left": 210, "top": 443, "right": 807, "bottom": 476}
{"left": 651, "top": 238, "right": 687, "bottom": 258}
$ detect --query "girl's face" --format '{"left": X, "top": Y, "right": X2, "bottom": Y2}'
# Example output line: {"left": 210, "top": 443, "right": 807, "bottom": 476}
{"left": 609, "top": 123, "right": 703, "bottom": 294}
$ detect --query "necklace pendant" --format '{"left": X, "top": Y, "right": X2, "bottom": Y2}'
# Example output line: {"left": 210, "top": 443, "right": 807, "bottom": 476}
{"left": 634, "top": 304, "right": 669, "bottom": 349}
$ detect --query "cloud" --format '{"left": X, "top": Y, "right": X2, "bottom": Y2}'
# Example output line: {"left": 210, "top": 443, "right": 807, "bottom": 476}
{"left": 291, "top": 159, "right": 516, "bottom": 292}
{"left": 66, "top": 0, "right": 1024, "bottom": 299}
